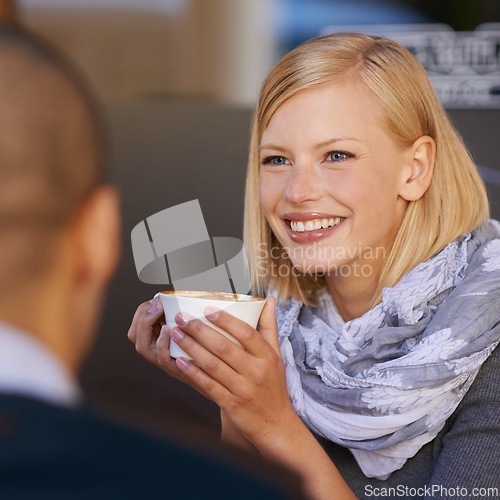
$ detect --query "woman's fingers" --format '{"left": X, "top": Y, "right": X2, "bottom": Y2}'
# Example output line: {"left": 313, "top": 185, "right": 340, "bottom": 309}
{"left": 174, "top": 355, "right": 230, "bottom": 403}
{"left": 128, "top": 297, "right": 164, "bottom": 366}
{"left": 127, "top": 298, "right": 231, "bottom": 403}
{"left": 154, "top": 326, "right": 220, "bottom": 401}
{"left": 168, "top": 319, "right": 242, "bottom": 392}
{"left": 155, "top": 325, "right": 187, "bottom": 378}
{"left": 127, "top": 296, "right": 161, "bottom": 343}
{"left": 170, "top": 304, "right": 281, "bottom": 394}
{"left": 127, "top": 295, "right": 285, "bottom": 418}
{"left": 200, "top": 298, "right": 279, "bottom": 358}
{"left": 255, "top": 297, "right": 280, "bottom": 355}
{"left": 172, "top": 305, "right": 291, "bottom": 443}
{"left": 128, "top": 298, "right": 292, "bottom": 444}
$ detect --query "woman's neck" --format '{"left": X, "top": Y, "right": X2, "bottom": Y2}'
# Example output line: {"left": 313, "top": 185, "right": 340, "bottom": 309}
{"left": 325, "top": 269, "right": 380, "bottom": 322}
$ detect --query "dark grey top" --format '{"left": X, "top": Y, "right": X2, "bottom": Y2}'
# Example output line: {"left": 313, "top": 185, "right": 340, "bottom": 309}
{"left": 315, "top": 345, "right": 500, "bottom": 499}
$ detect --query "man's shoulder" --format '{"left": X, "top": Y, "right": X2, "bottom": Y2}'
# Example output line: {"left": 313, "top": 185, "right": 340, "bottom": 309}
{"left": 0, "top": 394, "right": 297, "bottom": 499}
{"left": 0, "top": 393, "right": 168, "bottom": 453}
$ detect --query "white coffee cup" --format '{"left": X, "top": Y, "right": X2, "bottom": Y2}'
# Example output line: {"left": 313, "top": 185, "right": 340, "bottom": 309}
{"left": 158, "top": 290, "right": 266, "bottom": 359}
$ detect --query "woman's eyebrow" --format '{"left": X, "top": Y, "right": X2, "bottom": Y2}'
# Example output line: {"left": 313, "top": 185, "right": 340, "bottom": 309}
{"left": 259, "top": 137, "right": 361, "bottom": 152}
{"left": 313, "top": 137, "right": 361, "bottom": 150}
{"left": 259, "top": 144, "right": 288, "bottom": 152}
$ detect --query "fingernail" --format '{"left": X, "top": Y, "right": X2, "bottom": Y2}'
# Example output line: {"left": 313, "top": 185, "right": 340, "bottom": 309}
{"left": 158, "top": 325, "right": 169, "bottom": 340}
{"left": 176, "top": 357, "right": 190, "bottom": 370}
{"left": 171, "top": 327, "right": 185, "bottom": 342}
{"left": 148, "top": 304, "right": 159, "bottom": 314}
{"left": 149, "top": 296, "right": 161, "bottom": 305}
{"left": 205, "top": 306, "right": 219, "bottom": 320}
{"left": 175, "top": 313, "right": 188, "bottom": 326}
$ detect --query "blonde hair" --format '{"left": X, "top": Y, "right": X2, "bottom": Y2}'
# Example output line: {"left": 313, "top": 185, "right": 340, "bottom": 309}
{"left": 244, "top": 33, "right": 489, "bottom": 306}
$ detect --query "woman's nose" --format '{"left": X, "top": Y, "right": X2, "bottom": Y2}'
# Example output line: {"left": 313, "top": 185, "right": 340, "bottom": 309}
{"left": 284, "top": 164, "right": 322, "bottom": 205}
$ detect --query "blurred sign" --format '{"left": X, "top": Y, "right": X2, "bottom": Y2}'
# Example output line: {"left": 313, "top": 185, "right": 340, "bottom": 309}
{"left": 321, "top": 24, "right": 500, "bottom": 109}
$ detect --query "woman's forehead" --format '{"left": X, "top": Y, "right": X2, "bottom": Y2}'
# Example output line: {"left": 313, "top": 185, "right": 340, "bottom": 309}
{"left": 260, "top": 80, "right": 387, "bottom": 147}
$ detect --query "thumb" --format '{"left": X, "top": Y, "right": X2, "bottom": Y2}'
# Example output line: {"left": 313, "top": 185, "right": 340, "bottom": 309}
{"left": 258, "top": 296, "right": 280, "bottom": 355}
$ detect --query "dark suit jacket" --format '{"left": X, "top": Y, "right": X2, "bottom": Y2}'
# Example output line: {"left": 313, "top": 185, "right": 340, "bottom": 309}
{"left": 0, "top": 395, "right": 301, "bottom": 499}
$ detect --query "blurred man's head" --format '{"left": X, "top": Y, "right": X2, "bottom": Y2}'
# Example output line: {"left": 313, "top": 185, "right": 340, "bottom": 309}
{"left": 0, "top": 27, "right": 120, "bottom": 373}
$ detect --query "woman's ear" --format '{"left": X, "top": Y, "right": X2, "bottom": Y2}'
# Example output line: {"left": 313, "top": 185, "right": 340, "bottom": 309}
{"left": 399, "top": 136, "right": 436, "bottom": 202}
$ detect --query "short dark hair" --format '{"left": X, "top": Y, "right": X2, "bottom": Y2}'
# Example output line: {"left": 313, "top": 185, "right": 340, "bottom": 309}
{"left": 0, "top": 26, "right": 106, "bottom": 291}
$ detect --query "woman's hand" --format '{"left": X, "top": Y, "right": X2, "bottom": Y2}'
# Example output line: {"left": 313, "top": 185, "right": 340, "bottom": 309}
{"left": 129, "top": 295, "right": 356, "bottom": 498}
{"left": 127, "top": 296, "right": 212, "bottom": 399}
{"left": 128, "top": 295, "right": 293, "bottom": 445}
{"left": 127, "top": 296, "right": 163, "bottom": 366}
{"left": 157, "top": 297, "right": 297, "bottom": 444}
{"left": 165, "top": 298, "right": 355, "bottom": 499}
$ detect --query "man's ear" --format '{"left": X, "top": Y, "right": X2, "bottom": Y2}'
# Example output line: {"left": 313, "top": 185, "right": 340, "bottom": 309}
{"left": 398, "top": 136, "right": 436, "bottom": 202}
{"left": 71, "top": 186, "right": 121, "bottom": 288}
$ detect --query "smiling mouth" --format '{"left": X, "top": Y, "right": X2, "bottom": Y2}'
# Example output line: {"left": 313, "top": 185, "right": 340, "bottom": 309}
{"left": 287, "top": 217, "right": 346, "bottom": 233}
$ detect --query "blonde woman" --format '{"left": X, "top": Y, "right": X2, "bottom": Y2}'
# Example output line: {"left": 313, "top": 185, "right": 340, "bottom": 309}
{"left": 129, "top": 34, "right": 500, "bottom": 499}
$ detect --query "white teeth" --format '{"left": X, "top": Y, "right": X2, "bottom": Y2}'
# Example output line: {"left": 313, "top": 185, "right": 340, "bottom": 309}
{"left": 290, "top": 217, "right": 344, "bottom": 233}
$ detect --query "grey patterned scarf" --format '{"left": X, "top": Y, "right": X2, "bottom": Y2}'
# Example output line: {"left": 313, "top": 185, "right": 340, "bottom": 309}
{"left": 275, "top": 220, "right": 500, "bottom": 479}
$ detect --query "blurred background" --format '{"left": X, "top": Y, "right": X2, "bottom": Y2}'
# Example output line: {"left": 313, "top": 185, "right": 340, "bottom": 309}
{"left": 3, "top": 0, "right": 500, "bottom": 435}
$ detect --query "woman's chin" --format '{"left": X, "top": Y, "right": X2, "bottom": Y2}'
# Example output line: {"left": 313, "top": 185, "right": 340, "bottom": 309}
{"left": 289, "top": 261, "right": 334, "bottom": 276}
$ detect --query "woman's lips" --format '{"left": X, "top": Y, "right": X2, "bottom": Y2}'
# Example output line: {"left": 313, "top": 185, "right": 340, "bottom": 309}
{"left": 284, "top": 215, "right": 347, "bottom": 243}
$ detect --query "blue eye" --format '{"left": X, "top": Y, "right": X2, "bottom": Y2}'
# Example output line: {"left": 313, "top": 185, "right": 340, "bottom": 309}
{"left": 262, "top": 156, "right": 289, "bottom": 165}
{"left": 327, "top": 151, "right": 351, "bottom": 162}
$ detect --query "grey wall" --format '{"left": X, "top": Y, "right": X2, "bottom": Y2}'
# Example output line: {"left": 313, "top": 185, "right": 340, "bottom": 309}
{"left": 447, "top": 109, "right": 500, "bottom": 217}
{"left": 80, "top": 100, "right": 500, "bottom": 434}
{"left": 81, "top": 100, "right": 253, "bottom": 433}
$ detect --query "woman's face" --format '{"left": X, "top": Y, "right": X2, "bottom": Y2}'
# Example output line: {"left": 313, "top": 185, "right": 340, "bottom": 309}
{"left": 258, "top": 79, "right": 411, "bottom": 279}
